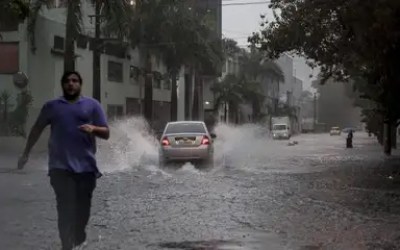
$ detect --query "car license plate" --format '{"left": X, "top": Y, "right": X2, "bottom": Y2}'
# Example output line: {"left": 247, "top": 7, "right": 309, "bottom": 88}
{"left": 184, "top": 139, "right": 192, "bottom": 144}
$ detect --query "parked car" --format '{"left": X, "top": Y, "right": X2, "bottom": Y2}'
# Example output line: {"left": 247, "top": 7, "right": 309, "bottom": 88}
{"left": 330, "top": 127, "right": 341, "bottom": 136}
{"left": 158, "top": 121, "right": 216, "bottom": 167}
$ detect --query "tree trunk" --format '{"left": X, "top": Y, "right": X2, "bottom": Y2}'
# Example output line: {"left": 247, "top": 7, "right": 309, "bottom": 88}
{"left": 170, "top": 71, "right": 178, "bottom": 121}
{"left": 235, "top": 106, "right": 239, "bottom": 124}
{"left": 143, "top": 52, "right": 153, "bottom": 123}
{"left": 384, "top": 119, "right": 392, "bottom": 155}
{"left": 224, "top": 101, "right": 227, "bottom": 123}
{"left": 64, "top": 4, "right": 77, "bottom": 71}
{"left": 92, "top": 1, "right": 101, "bottom": 102}
{"left": 391, "top": 122, "right": 397, "bottom": 149}
{"left": 192, "top": 71, "right": 200, "bottom": 120}
{"left": 252, "top": 99, "right": 260, "bottom": 122}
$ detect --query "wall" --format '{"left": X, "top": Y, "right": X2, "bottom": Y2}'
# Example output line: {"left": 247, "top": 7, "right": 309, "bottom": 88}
{"left": 275, "top": 53, "right": 294, "bottom": 101}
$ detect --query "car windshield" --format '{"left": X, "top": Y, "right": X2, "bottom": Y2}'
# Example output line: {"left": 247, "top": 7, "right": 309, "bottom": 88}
{"left": 165, "top": 123, "right": 206, "bottom": 134}
{"left": 273, "top": 125, "right": 287, "bottom": 130}
{"left": 332, "top": 127, "right": 340, "bottom": 130}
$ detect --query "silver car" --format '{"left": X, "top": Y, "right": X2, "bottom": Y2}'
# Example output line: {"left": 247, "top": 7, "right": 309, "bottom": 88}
{"left": 158, "top": 121, "right": 216, "bottom": 166}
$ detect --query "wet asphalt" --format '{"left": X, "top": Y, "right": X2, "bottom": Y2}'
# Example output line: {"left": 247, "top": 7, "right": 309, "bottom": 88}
{"left": 1, "top": 125, "right": 400, "bottom": 250}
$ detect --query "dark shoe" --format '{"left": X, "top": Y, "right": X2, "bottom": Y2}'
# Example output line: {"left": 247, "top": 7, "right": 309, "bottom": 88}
{"left": 74, "top": 232, "right": 87, "bottom": 247}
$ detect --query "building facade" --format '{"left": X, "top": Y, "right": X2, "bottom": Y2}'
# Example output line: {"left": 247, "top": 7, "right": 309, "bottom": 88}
{"left": 0, "top": 2, "right": 193, "bottom": 150}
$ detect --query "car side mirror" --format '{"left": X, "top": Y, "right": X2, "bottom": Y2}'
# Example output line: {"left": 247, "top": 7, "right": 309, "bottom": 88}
{"left": 210, "top": 133, "right": 217, "bottom": 139}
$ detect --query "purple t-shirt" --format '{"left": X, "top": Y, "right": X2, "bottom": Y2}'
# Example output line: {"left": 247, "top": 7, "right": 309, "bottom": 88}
{"left": 37, "top": 96, "right": 108, "bottom": 176}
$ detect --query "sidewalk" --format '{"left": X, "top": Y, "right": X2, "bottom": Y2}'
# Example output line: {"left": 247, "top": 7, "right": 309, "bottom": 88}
{"left": 0, "top": 152, "right": 48, "bottom": 173}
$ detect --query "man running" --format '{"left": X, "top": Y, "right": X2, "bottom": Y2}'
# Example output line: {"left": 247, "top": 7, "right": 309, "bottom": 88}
{"left": 17, "top": 71, "right": 110, "bottom": 250}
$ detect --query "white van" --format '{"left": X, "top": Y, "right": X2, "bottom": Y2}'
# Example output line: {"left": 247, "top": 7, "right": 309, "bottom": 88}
{"left": 272, "top": 123, "right": 291, "bottom": 139}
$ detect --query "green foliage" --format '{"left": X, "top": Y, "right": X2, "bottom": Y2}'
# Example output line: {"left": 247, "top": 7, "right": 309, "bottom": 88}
{"left": 9, "top": 90, "right": 33, "bottom": 137}
{"left": 28, "top": 0, "right": 134, "bottom": 51}
{"left": 212, "top": 40, "right": 284, "bottom": 122}
{"left": 250, "top": 0, "right": 400, "bottom": 152}
{"left": 241, "top": 47, "right": 284, "bottom": 82}
{"left": 212, "top": 74, "right": 244, "bottom": 109}
{"left": 222, "top": 38, "right": 242, "bottom": 59}
{"left": 0, "top": 90, "right": 12, "bottom": 122}
{"left": 0, "top": 0, "right": 29, "bottom": 28}
{"left": 250, "top": 0, "right": 400, "bottom": 117}
{"left": 0, "top": 90, "right": 32, "bottom": 137}
{"left": 129, "top": 0, "right": 223, "bottom": 121}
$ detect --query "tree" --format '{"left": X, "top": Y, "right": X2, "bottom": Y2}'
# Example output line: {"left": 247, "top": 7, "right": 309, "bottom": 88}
{"left": 222, "top": 38, "right": 242, "bottom": 58}
{"left": 240, "top": 48, "right": 284, "bottom": 122}
{"left": 0, "top": 0, "right": 29, "bottom": 31}
{"left": 250, "top": 0, "right": 400, "bottom": 155}
{"left": 130, "top": 0, "right": 223, "bottom": 123}
{"left": 212, "top": 74, "right": 243, "bottom": 122}
{"left": 28, "top": 0, "right": 133, "bottom": 71}
{"left": 164, "top": 2, "right": 222, "bottom": 121}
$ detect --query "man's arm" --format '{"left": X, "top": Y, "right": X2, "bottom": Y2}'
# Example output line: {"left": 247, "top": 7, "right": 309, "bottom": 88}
{"left": 22, "top": 104, "right": 50, "bottom": 156}
{"left": 93, "top": 126, "right": 110, "bottom": 140}
{"left": 18, "top": 104, "right": 50, "bottom": 169}
{"left": 22, "top": 121, "right": 47, "bottom": 156}
{"left": 90, "top": 100, "right": 110, "bottom": 140}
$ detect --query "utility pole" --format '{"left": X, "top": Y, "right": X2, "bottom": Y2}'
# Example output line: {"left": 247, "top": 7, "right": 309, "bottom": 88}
{"left": 92, "top": 2, "right": 102, "bottom": 102}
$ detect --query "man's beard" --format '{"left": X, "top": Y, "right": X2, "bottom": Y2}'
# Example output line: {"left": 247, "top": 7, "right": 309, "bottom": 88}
{"left": 63, "top": 90, "right": 81, "bottom": 101}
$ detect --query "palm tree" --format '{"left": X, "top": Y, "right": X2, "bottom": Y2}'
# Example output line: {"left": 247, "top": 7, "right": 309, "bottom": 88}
{"left": 129, "top": 0, "right": 170, "bottom": 122}
{"left": 240, "top": 48, "right": 284, "bottom": 122}
{"left": 28, "top": 0, "right": 133, "bottom": 71}
{"left": 211, "top": 74, "right": 243, "bottom": 122}
{"left": 130, "top": 0, "right": 223, "bottom": 123}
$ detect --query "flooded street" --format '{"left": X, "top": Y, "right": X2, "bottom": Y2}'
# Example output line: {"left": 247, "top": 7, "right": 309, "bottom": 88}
{"left": 1, "top": 119, "right": 400, "bottom": 250}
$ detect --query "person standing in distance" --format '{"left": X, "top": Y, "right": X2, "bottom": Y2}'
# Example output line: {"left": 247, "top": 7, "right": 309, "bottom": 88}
{"left": 17, "top": 71, "right": 110, "bottom": 250}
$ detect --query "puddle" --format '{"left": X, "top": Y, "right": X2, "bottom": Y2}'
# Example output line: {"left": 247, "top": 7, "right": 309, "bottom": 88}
{"left": 156, "top": 230, "right": 287, "bottom": 250}
{"left": 157, "top": 240, "right": 241, "bottom": 249}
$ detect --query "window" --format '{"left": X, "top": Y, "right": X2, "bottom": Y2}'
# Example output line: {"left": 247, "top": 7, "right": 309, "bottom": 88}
{"left": 0, "top": 42, "right": 19, "bottom": 74}
{"left": 108, "top": 61, "right": 123, "bottom": 82}
{"left": 222, "top": 61, "right": 227, "bottom": 73}
{"left": 129, "top": 65, "right": 139, "bottom": 83}
{"left": 76, "top": 35, "right": 88, "bottom": 49}
{"left": 163, "top": 79, "right": 171, "bottom": 90}
{"left": 107, "top": 105, "right": 123, "bottom": 121}
{"left": 165, "top": 123, "right": 206, "bottom": 134}
{"left": 153, "top": 78, "right": 161, "bottom": 89}
{"left": 53, "top": 36, "right": 64, "bottom": 50}
{"left": 273, "top": 124, "right": 288, "bottom": 131}
{"left": 126, "top": 98, "right": 141, "bottom": 115}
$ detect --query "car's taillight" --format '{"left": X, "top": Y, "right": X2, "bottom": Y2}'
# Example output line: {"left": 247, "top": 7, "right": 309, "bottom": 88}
{"left": 161, "top": 137, "right": 170, "bottom": 146}
{"left": 201, "top": 136, "right": 210, "bottom": 145}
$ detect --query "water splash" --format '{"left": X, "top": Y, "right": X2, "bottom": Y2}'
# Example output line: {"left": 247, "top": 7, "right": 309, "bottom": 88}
{"left": 97, "top": 116, "right": 159, "bottom": 173}
{"left": 96, "top": 118, "right": 281, "bottom": 174}
{"left": 213, "top": 122, "right": 271, "bottom": 169}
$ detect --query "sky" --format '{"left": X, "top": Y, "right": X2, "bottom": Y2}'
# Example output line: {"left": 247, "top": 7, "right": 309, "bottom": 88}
{"left": 221, "top": 0, "right": 319, "bottom": 91}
